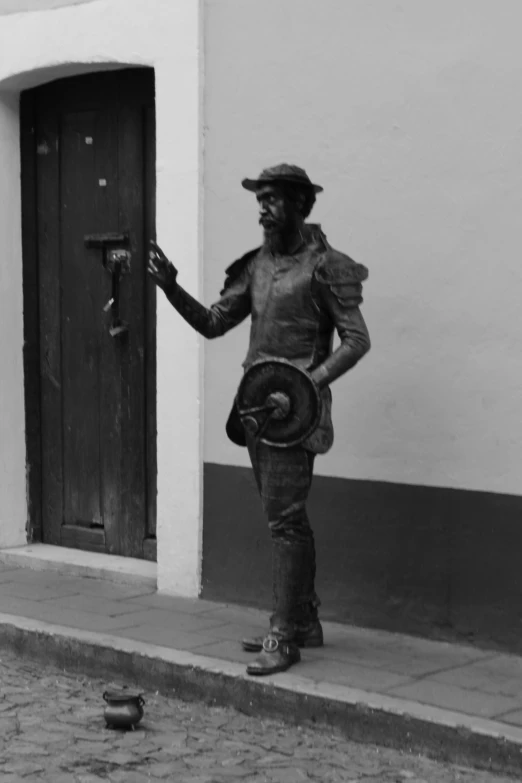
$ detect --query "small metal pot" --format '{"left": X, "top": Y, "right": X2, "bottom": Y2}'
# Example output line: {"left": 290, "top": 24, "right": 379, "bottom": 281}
{"left": 103, "top": 690, "right": 145, "bottom": 730}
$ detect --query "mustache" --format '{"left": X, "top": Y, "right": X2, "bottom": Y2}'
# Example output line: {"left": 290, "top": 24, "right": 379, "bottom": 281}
{"left": 259, "top": 217, "right": 284, "bottom": 230}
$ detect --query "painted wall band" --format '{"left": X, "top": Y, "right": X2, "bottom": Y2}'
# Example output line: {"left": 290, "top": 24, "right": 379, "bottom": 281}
{"left": 203, "top": 462, "right": 522, "bottom": 655}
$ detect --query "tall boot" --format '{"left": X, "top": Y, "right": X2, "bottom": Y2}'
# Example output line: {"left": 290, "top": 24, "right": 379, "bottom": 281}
{"left": 242, "top": 537, "right": 323, "bottom": 652}
{"left": 294, "top": 538, "right": 323, "bottom": 647}
{"left": 246, "top": 540, "right": 307, "bottom": 676}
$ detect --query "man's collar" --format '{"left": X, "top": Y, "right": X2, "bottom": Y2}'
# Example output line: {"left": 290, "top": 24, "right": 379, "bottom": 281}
{"left": 265, "top": 223, "right": 326, "bottom": 257}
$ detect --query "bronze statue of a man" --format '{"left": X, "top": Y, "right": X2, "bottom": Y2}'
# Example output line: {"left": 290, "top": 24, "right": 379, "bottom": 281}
{"left": 148, "top": 164, "right": 371, "bottom": 676}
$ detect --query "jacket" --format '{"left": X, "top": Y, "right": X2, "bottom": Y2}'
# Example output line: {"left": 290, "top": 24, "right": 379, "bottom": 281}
{"left": 166, "top": 224, "right": 371, "bottom": 453}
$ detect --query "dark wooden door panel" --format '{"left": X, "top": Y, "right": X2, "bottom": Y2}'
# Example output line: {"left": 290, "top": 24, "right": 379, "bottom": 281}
{"left": 61, "top": 108, "right": 120, "bottom": 530}
{"left": 144, "top": 104, "right": 157, "bottom": 550}
{"left": 37, "top": 108, "right": 63, "bottom": 547}
{"left": 115, "top": 103, "right": 148, "bottom": 558}
{"left": 33, "top": 69, "right": 155, "bottom": 115}
{"left": 22, "top": 68, "right": 156, "bottom": 559}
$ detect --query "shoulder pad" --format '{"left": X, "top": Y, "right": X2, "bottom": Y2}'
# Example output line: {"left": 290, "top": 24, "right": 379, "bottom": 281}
{"left": 314, "top": 250, "right": 368, "bottom": 308}
{"left": 315, "top": 250, "right": 369, "bottom": 284}
{"left": 220, "top": 247, "right": 260, "bottom": 295}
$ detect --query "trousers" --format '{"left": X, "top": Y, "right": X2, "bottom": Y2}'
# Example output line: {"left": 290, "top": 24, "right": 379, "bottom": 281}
{"left": 246, "top": 436, "right": 321, "bottom": 637}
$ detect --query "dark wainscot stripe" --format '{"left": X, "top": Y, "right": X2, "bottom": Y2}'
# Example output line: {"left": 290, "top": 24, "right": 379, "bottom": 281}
{"left": 202, "top": 462, "right": 522, "bottom": 655}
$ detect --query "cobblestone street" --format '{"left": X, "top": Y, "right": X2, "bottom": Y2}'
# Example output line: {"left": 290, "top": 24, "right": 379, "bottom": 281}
{"left": 0, "top": 649, "right": 515, "bottom": 783}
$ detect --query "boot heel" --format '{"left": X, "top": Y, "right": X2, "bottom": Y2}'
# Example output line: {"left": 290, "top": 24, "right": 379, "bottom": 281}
{"left": 295, "top": 620, "right": 324, "bottom": 648}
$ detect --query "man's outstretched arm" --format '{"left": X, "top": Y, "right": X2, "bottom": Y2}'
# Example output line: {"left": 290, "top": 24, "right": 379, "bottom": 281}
{"left": 147, "top": 240, "right": 251, "bottom": 339}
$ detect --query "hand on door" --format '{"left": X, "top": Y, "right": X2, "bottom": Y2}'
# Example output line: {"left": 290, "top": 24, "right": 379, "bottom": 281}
{"left": 147, "top": 240, "right": 178, "bottom": 294}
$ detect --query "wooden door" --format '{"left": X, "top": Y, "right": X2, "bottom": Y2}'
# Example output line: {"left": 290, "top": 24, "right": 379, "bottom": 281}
{"left": 21, "top": 68, "right": 157, "bottom": 560}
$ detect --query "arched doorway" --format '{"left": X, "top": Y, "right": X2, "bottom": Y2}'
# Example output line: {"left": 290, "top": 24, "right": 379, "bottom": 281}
{"left": 21, "top": 67, "right": 157, "bottom": 560}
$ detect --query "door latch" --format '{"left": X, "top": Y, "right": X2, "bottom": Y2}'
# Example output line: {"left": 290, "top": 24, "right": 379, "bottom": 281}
{"left": 84, "top": 233, "right": 131, "bottom": 339}
{"left": 106, "top": 248, "right": 131, "bottom": 276}
{"left": 84, "top": 232, "right": 128, "bottom": 250}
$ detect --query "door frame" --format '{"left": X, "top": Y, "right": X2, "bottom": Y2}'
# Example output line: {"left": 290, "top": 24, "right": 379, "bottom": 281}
{"left": 20, "top": 67, "right": 157, "bottom": 561}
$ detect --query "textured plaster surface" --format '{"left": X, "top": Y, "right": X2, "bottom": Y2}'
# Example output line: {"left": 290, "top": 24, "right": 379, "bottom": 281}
{"left": 0, "top": 0, "right": 96, "bottom": 15}
{"left": 203, "top": 0, "right": 522, "bottom": 495}
{"left": 0, "top": 0, "right": 202, "bottom": 595}
{"left": 0, "top": 93, "right": 25, "bottom": 547}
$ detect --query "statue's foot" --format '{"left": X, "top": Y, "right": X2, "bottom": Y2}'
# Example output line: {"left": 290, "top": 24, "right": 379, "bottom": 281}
{"left": 242, "top": 619, "right": 323, "bottom": 652}
{"left": 246, "top": 635, "right": 301, "bottom": 677}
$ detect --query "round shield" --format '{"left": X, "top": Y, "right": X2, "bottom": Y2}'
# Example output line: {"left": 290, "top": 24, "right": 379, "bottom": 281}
{"left": 236, "top": 358, "right": 321, "bottom": 448}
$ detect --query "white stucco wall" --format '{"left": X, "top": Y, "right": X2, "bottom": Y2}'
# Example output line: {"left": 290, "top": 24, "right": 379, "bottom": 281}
{"left": 0, "top": 93, "right": 26, "bottom": 547}
{"left": 203, "top": 0, "right": 522, "bottom": 497}
{"left": 0, "top": 0, "right": 94, "bottom": 14}
{"left": 0, "top": 0, "right": 202, "bottom": 594}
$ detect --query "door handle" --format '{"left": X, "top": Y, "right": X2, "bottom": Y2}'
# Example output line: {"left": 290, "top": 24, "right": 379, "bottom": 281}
{"left": 84, "top": 234, "right": 131, "bottom": 274}
{"left": 106, "top": 248, "right": 131, "bottom": 276}
{"left": 85, "top": 233, "right": 131, "bottom": 339}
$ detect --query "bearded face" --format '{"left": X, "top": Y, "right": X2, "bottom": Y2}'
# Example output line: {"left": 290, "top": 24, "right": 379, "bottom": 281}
{"left": 256, "top": 184, "right": 304, "bottom": 254}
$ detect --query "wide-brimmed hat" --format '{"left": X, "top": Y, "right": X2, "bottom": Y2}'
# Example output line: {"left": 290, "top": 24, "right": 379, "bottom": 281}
{"left": 242, "top": 163, "right": 323, "bottom": 194}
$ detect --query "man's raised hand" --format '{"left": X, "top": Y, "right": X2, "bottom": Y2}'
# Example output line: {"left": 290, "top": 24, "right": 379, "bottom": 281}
{"left": 147, "top": 240, "right": 178, "bottom": 292}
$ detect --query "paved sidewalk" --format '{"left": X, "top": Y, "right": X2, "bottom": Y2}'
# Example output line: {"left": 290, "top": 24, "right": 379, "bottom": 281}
{"left": 1, "top": 562, "right": 522, "bottom": 776}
